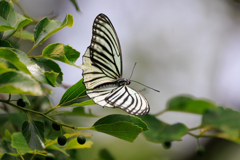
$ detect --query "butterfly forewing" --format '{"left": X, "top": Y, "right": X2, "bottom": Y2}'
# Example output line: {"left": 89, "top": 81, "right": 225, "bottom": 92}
{"left": 82, "top": 48, "right": 115, "bottom": 89}
{"left": 90, "top": 14, "right": 122, "bottom": 79}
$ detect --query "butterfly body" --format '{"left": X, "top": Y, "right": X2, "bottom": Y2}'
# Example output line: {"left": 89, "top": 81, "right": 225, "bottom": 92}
{"left": 82, "top": 13, "right": 150, "bottom": 115}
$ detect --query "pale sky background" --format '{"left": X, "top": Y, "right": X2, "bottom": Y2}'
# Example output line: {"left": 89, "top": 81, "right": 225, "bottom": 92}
{"left": 18, "top": 0, "right": 240, "bottom": 159}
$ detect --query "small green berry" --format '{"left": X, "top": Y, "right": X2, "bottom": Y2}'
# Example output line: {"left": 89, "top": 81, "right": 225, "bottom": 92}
{"left": 162, "top": 141, "right": 171, "bottom": 149}
{"left": 77, "top": 135, "right": 86, "bottom": 145}
{"left": 57, "top": 135, "right": 67, "bottom": 146}
{"left": 52, "top": 122, "right": 60, "bottom": 131}
{"left": 17, "top": 98, "right": 26, "bottom": 107}
{"left": 45, "top": 153, "right": 55, "bottom": 160}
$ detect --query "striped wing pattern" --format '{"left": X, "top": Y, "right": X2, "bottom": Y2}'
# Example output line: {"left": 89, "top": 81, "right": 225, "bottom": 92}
{"left": 86, "top": 85, "right": 149, "bottom": 115}
{"left": 90, "top": 13, "right": 122, "bottom": 78}
{"left": 82, "top": 13, "right": 150, "bottom": 115}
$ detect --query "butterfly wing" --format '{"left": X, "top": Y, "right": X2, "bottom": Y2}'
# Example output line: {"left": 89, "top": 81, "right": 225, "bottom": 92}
{"left": 87, "top": 85, "right": 150, "bottom": 115}
{"left": 82, "top": 13, "right": 122, "bottom": 89}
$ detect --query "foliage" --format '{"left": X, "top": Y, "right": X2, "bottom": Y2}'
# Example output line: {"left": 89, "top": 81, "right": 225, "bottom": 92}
{"left": 0, "top": 0, "right": 240, "bottom": 159}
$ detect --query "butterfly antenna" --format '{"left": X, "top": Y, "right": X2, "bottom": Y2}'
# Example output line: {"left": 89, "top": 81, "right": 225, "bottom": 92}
{"left": 131, "top": 80, "right": 160, "bottom": 93}
{"left": 129, "top": 62, "right": 137, "bottom": 80}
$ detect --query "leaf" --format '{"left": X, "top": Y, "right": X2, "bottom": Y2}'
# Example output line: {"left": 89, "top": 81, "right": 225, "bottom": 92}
{"left": 8, "top": 113, "right": 28, "bottom": 128}
{"left": 166, "top": 95, "right": 216, "bottom": 114}
{"left": 4, "top": 129, "right": 12, "bottom": 140}
{"left": 42, "top": 43, "right": 80, "bottom": 66}
{"left": 11, "top": 132, "right": 34, "bottom": 155}
{"left": 92, "top": 114, "right": 148, "bottom": 142}
{"left": 45, "top": 144, "right": 69, "bottom": 156}
{"left": 22, "top": 120, "right": 45, "bottom": 150}
{"left": 54, "top": 106, "right": 97, "bottom": 117}
{"left": 59, "top": 78, "right": 95, "bottom": 107}
{"left": 0, "top": 114, "right": 8, "bottom": 126}
{"left": 139, "top": 114, "right": 188, "bottom": 143}
{"left": 0, "top": 1, "right": 32, "bottom": 39}
{"left": 99, "top": 148, "right": 115, "bottom": 160}
{"left": 1, "top": 153, "right": 20, "bottom": 160}
{"left": 0, "top": 48, "right": 31, "bottom": 74}
{"left": 0, "top": 40, "right": 12, "bottom": 47}
{"left": 0, "top": 71, "right": 43, "bottom": 95}
{"left": 65, "top": 139, "right": 93, "bottom": 150}
{"left": 13, "top": 30, "right": 34, "bottom": 41}
{"left": 31, "top": 57, "right": 63, "bottom": 87}
{"left": 5, "top": 48, "right": 63, "bottom": 87}
{"left": 34, "top": 14, "right": 73, "bottom": 46}
{"left": 69, "top": 0, "right": 80, "bottom": 11}
{"left": 201, "top": 107, "right": 240, "bottom": 143}
{"left": 20, "top": 94, "right": 30, "bottom": 106}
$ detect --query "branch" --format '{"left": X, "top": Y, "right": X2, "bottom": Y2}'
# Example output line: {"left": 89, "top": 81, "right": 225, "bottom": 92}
{"left": 0, "top": 99, "right": 92, "bottom": 130}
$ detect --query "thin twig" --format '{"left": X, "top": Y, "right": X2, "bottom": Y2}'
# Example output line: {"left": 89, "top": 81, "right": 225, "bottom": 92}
{"left": 0, "top": 100, "right": 91, "bottom": 130}
{"left": 152, "top": 109, "right": 166, "bottom": 117}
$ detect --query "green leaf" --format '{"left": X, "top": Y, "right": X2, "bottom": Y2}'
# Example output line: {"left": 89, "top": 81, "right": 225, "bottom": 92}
{"left": 69, "top": 0, "right": 80, "bottom": 11}
{"left": 20, "top": 94, "right": 30, "bottom": 106}
{"left": 65, "top": 139, "right": 93, "bottom": 150}
{"left": 31, "top": 57, "right": 63, "bottom": 87}
{"left": 0, "top": 71, "right": 43, "bottom": 95}
{"left": 59, "top": 78, "right": 95, "bottom": 107}
{"left": 4, "top": 48, "right": 62, "bottom": 87}
{"left": 11, "top": 132, "right": 34, "bottom": 155}
{"left": 0, "top": 48, "right": 31, "bottom": 74}
{"left": 42, "top": 43, "right": 80, "bottom": 66}
{"left": 54, "top": 106, "right": 97, "bottom": 117}
{"left": 166, "top": 95, "right": 216, "bottom": 114}
{"left": 139, "top": 114, "right": 188, "bottom": 143}
{"left": 34, "top": 14, "right": 73, "bottom": 46}
{"left": 4, "top": 129, "right": 12, "bottom": 140}
{"left": 13, "top": 30, "right": 34, "bottom": 41}
{"left": 0, "top": 1, "right": 32, "bottom": 39}
{"left": 99, "top": 148, "right": 115, "bottom": 160}
{"left": 1, "top": 153, "right": 20, "bottom": 160}
{"left": 45, "top": 131, "right": 82, "bottom": 147}
{"left": 202, "top": 107, "right": 240, "bottom": 143}
{"left": 22, "top": 120, "right": 45, "bottom": 150}
{"left": 0, "top": 114, "right": 8, "bottom": 126}
{"left": 92, "top": 114, "right": 148, "bottom": 142}
{"left": 0, "top": 40, "right": 12, "bottom": 47}
{"left": 8, "top": 113, "right": 28, "bottom": 128}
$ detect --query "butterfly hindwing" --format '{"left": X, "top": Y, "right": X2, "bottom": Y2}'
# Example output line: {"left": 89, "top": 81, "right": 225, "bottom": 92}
{"left": 105, "top": 85, "right": 149, "bottom": 115}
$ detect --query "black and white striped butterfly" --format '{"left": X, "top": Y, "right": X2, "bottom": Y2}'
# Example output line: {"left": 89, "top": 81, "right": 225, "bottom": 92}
{"left": 82, "top": 13, "right": 150, "bottom": 115}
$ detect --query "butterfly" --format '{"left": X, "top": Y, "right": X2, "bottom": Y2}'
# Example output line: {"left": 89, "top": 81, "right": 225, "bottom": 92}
{"left": 82, "top": 13, "right": 151, "bottom": 115}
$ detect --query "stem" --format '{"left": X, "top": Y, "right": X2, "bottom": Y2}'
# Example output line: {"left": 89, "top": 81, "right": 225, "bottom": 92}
{"left": 30, "top": 151, "right": 36, "bottom": 160}
{"left": 13, "top": 1, "right": 26, "bottom": 15}
{"left": 188, "top": 132, "right": 217, "bottom": 138}
{"left": 27, "top": 46, "right": 36, "bottom": 55}
{"left": 17, "top": 150, "right": 24, "bottom": 160}
{"left": 28, "top": 55, "right": 43, "bottom": 58}
{"left": 0, "top": 100, "right": 91, "bottom": 130}
{"left": 188, "top": 126, "right": 201, "bottom": 131}
{"left": 152, "top": 109, "right": 166, "bottom": 117}
{"left": 44, "top": 105, "right": 59, "bottom": 115}
{"left": 8, "top": 94, "right": 11, "bottom": 101}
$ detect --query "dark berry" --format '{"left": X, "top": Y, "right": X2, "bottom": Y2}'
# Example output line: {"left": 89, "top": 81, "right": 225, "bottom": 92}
{"left": 52, "top": 122, "right": 61, "bottom": 131}
{"left": 197, "top": 148, "right": 205, "bottom": 156}
{"left": 57, "top": 135, "right": 67, "bottom": 146}
{"left": 45, "top": 153, "right": 55, "bottom": 160}
{"left": 77, "top": 135, "right": 86, "bottom": 145}
{"left": 17, "top": 98, "right": 26, "bottom": 107}
{"left": 162, "top": 142, "right": 171, "bottom": 149}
